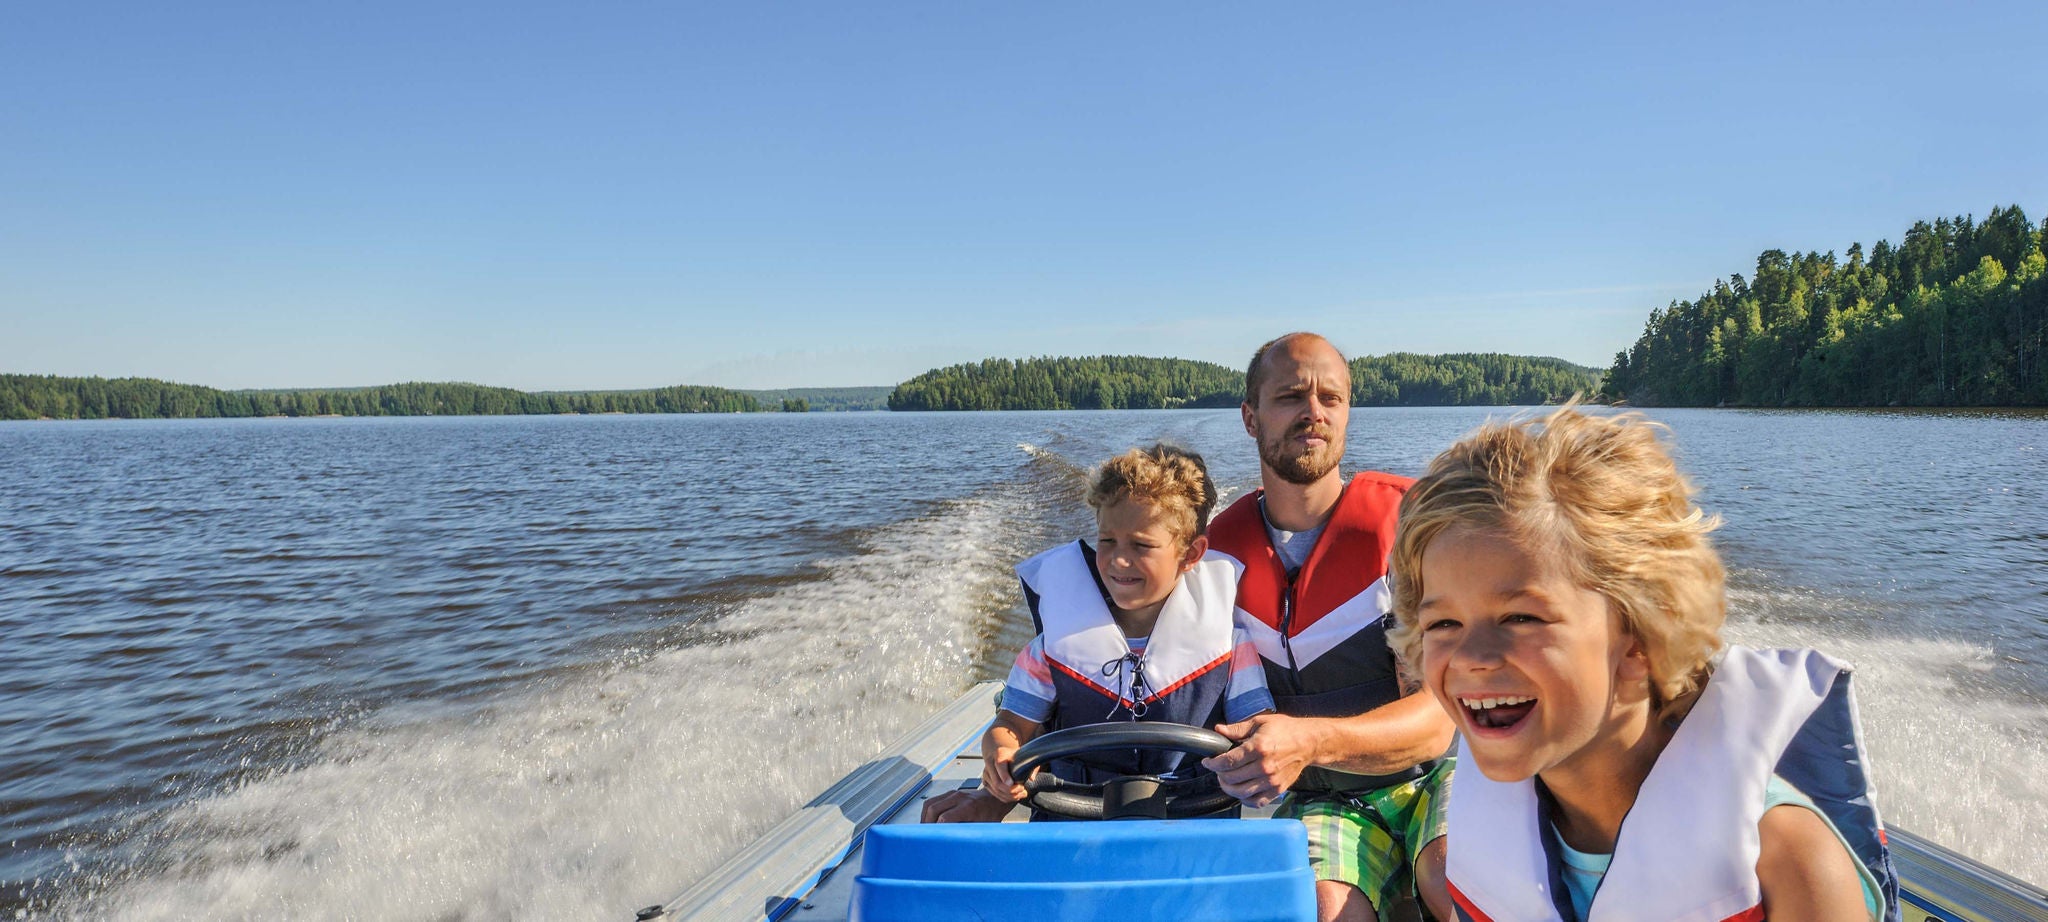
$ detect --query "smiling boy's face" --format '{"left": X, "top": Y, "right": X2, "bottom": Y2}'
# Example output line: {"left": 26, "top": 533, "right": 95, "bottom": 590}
{"left": 1415, "top": 525, "right": 1651, "bottom": 783}
{"left": 1094, "top": 499, "right": 1202, "bottom": 615}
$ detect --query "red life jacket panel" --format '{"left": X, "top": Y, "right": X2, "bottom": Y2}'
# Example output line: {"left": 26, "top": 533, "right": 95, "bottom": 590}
{"left": 1206, "top": 471, "right": 1429, "bottom": 793}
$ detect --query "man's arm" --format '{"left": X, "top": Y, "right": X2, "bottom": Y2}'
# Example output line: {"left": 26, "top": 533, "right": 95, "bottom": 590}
{"left": 1200, "top": 689, "right": 1453, "bottom": 807}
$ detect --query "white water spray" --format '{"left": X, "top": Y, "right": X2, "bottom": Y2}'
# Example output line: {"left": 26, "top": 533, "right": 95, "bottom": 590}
{"left": 1727, "top": 589, "right": 2048, "bottom": 886}
{"left": 44, "top": 494, "right": 1031, "bottom": 922}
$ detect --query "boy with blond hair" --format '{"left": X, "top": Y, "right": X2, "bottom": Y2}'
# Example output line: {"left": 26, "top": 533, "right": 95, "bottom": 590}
{"left": 1388, "top": 406, "right": 1895, "bottom": 922}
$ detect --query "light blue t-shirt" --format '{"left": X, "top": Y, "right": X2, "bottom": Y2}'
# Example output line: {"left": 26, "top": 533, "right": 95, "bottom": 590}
{"left": 1552, "top": 776, "right": 1882, "bottom": 921}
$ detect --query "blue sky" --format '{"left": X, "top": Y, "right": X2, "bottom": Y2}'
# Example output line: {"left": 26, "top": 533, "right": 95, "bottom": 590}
{"left": 4, "top": 2, "right": 2044, "bottom": 390}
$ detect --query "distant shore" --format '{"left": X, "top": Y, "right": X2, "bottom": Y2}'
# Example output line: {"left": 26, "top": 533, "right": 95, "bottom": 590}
{"left": 0, "top": 376, "right": 892, "bottom": 421}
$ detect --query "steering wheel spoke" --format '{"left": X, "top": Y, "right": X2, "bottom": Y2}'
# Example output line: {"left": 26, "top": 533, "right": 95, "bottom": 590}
{"left": 1021, "top": 773, "right": 1102, "bottom": 797}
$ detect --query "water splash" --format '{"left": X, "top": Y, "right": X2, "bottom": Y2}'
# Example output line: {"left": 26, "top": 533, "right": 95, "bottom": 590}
{"left": 1727, "top": 586, "right": 2048, "bottom": 887}
{"left": 35, "top": 493, "right": 1034, "bottom": 922}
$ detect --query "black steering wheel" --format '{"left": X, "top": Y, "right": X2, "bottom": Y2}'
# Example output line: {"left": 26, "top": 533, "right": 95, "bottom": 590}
{"left": 1007, "top": 722, "right": 1240, "bottom": 820}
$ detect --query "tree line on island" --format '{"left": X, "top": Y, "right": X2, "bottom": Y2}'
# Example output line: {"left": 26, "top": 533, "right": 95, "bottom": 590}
{"left": 739, "top": 387, "right": 893, "bottom": 412}
{"left": 885, "top": 353, "right": 1601, "bottom": 410}
{"left": 0, "top": 378, "right": 912, "bottom": 421}
{"left": 3, "top": 353, "right": 1599, "bottom": 421}
{"left": 1604, "top": 204, "right": 2047, "bottom": 406}
{"left": 0, "top": 377, "right": 770, "bottom": 421}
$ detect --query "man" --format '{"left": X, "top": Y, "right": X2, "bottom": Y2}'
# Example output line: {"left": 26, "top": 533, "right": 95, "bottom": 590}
{"left": 1200, "top": 332, "right": 1456, "bottom": 922}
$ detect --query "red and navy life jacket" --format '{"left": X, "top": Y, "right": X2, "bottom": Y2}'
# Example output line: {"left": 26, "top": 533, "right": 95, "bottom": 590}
{"left": 1016, "top": 540, "right": 1242, "bottom": 783}
{"left": 1206, "top": 472, "right": 1425, "bottom": 793}
{"left": 1446, "top": 647, "right": 1899, "bottom": 922}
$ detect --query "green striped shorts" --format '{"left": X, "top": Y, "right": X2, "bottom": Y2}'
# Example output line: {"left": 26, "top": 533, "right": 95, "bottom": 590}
{"left": 1275, "top": 756, "right": 1454, "bottom": 913}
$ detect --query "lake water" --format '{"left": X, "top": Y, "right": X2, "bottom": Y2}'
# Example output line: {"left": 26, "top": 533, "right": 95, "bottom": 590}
{"left": 3, "top": 408, "right": 2044, "bottom": 919}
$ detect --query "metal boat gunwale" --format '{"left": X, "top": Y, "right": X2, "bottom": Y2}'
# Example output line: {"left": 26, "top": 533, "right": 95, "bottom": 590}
{"left": 638, "top": 683, "right": 1003, "bottom": 921}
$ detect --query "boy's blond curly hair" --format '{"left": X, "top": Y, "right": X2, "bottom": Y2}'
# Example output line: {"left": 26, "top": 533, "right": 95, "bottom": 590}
{"left": 1087, "top": 443, "right": 1218, "bottom": 547}
{"left": 1385, "top": 404, "right": 1726, "bottom": 720}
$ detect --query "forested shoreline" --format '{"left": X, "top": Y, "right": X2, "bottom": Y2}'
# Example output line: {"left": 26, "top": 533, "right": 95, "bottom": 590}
{"left": 886, "top": 353, "right": 1599, "bottom": 410}
{"left": 739, "top": 386, "right": 892, "bottom": 412}
{"left": 1604, "top": 205, "right": 2048, "bottom": 407}
{"left": 887, "top": 356, "right": 1241, "bottom": 411}
{"left": 1350, "top": 353, "right": 1601, "bottom": 406}
{"left": 0, "top": 376, "right": 764, "bottom": 420}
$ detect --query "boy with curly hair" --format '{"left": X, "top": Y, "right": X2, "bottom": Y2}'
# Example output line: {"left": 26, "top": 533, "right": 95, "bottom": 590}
{"left": 924, "top": 443, "right": 1272, "bottom": 823}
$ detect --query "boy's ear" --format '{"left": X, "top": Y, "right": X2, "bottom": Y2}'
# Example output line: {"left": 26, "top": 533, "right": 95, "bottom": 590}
{"left": 1604, "top": 601, "right": 1652, "bottom": 684}
{"left": 1615, "top": 632, "right": 1652, "bottom": 684}
{"left": 1181, "top": 535, "right": 1210, "bottom": 571}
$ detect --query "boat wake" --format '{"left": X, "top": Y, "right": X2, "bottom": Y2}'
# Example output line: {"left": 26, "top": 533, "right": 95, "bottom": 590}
{"left": 31, "top": 489, "right": 1046, "bottom": 921}
{"left": 1727, "top": 581, "right": 2048, "bottom": 887}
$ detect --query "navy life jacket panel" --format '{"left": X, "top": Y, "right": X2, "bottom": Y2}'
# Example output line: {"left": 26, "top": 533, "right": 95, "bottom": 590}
{"left": 1775, "top": 663, "right": 1901, "bottom": 922}
{"left": 1206, "top": 472, "right": 1423, "bottom": 794}
{"left": 1446, "top": 646, "right": 1897, "bottom": 922}
{"left": 1015, "top": 541, "right": 1243, "bottom": 782}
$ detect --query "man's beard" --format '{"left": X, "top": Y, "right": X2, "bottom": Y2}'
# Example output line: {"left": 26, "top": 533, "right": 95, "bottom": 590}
{"left": 1258, "top": 423, "right": 1342, "bottom": 485}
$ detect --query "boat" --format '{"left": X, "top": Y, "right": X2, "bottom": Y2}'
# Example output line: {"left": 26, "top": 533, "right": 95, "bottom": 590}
{"left": 634, "top": 681, "right": 2048, "bottom": 922}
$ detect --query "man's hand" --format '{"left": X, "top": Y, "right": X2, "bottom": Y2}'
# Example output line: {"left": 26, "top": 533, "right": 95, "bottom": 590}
{"left": 920, "top": 787, "right": 1017, "bottom": 824}
{"left": 1201, "top": 712, "right": 1325, "bottom": 808}
{"left": 981, "top": 744, "right": 1029, "bottom": 803}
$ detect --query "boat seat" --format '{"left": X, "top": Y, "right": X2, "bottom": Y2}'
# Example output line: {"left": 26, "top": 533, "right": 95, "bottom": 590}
{"left": 850, "top": 818, "right": 1316, "bottom": 921}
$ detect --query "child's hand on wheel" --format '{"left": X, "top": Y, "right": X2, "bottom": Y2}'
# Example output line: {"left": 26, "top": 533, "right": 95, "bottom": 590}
{"left": 982, "top": 745, "right": 1029, "bottom": 803}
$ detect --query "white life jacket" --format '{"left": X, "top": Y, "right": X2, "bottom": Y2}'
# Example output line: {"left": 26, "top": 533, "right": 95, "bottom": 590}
{"left": 1015, "top": 541, "right": 1243, "bottom": 778}
{"left": 1447, "top": 646, "right": 1897, "bottom": 922}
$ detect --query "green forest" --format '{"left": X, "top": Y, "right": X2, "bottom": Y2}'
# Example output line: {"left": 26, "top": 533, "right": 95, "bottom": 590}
{"left": 888, "top": 356, "right": 1242, "bottom": 411}
{"left": 5, "top": 352, "right": 1599, "bottom": 420}
{"left": 0, "top": 376, "right": 763, "bottom": 420}
{"left": 740, "top": 386, "right": 893, "bottom": 411}
{"left": 1352, "top": 353, "right": 1599, "bottom": 406}
{"left": 1603, "top": 205, "right": 2048, "bottom": 406}
{"left": 886, "top": 353, "right": 1599, "bottom": 410}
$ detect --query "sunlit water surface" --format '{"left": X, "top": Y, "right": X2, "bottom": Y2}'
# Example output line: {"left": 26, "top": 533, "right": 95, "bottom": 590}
{"left": 2, "top": 408, "right": 2042, "bottom": 918}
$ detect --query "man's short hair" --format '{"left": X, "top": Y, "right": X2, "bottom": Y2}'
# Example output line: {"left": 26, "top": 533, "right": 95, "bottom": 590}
{"left": 1245, "top": 332, "right": 1345, "bottom": 405}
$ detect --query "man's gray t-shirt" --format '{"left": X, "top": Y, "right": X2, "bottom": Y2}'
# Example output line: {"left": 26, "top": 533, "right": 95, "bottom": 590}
{"left": 1261, "top": 503, "right": 1326, "bottom": 573}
